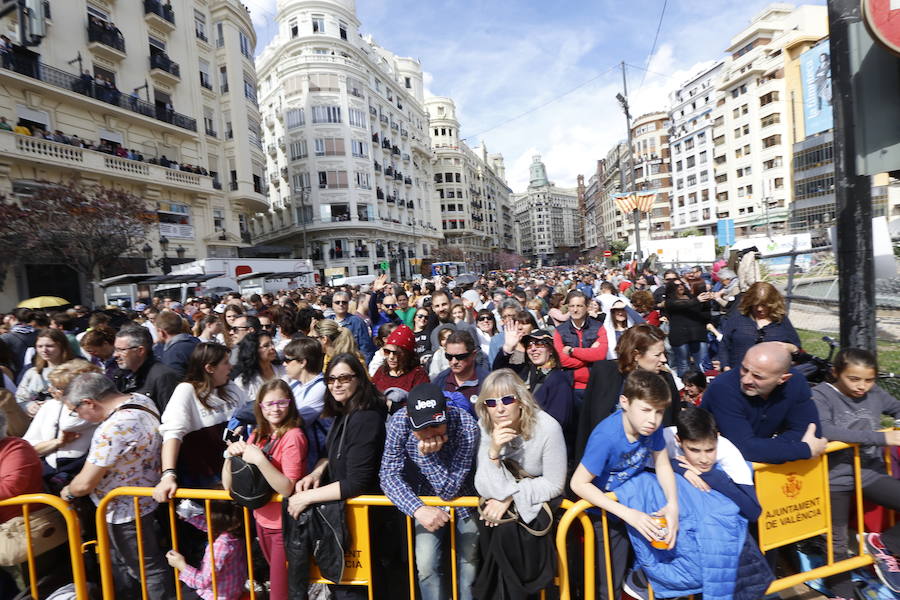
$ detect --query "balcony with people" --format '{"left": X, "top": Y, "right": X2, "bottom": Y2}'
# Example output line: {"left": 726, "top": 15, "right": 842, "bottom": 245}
{"left": 144, "top": 0, "right": 175, "bottom": 31}
{"left": 86, "top": 16, "right": 126, "bottom": 61}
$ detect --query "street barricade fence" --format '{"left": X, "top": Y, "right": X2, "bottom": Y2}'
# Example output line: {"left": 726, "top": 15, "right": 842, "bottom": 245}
{"left": 0, "top": 441, "right": 888, "bottom": 600}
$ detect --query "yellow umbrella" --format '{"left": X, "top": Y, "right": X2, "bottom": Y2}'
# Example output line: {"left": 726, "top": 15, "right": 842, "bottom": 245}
{"left": 17, "top": 296, "right": 71, "bottom": 309}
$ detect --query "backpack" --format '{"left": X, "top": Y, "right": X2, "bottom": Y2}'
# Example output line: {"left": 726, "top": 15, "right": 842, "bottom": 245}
{"left": 229, "top": 437, "right": 277, "bottom": 509}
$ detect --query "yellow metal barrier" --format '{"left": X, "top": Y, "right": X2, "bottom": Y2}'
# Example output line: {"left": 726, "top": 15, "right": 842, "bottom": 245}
{"left": 0, "top": 493, "right": 89, "bottom": 600}
{"left": 555, "top": 441, "right": 876, "bottom": 600}
{"left": 91, "top": 489, "right": 589, "bottom": 600}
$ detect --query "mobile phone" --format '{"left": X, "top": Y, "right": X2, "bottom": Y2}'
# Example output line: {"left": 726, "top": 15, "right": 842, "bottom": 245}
{"left": 222, "top": 428, "right": 241, "bottom": 444}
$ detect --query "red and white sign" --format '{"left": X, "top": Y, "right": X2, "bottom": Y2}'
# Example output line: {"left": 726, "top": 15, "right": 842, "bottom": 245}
{"left": 863, "top": 0, "right": 900, "bottom": 56}
{"left": 603, "top": 250, "right": 612, "bottom": 257}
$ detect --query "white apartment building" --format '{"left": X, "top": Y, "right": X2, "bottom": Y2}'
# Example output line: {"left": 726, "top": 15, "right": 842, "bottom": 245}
{"left": 513, "top": 155, "right": 579, "bottom": 265}
{"left": 669, "top": 62, "right": 723, "bottom": 235}
{"left": 425, "top": 97, "right": 512, "bottom": 271}
{"left": 711, "top": 3, "right": 827, "bottom": 237}
{"left": 628, "top": 112, "right": 673, "bottom": 244}
{"left": 253, "top": 0, "right": 441, "bottom": 281}
{"left": 0, "top": 0, "right": 266, "bottom": 305}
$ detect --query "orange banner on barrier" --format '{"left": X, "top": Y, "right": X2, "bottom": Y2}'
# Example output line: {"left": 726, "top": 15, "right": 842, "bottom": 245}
{"left": 756, "top": 455, "right": 830, "bottom": 551}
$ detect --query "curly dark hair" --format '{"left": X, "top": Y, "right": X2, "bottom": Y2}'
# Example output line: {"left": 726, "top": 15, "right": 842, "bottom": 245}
{"left": 235, "top": 332, "right": 272, "bottom": 388}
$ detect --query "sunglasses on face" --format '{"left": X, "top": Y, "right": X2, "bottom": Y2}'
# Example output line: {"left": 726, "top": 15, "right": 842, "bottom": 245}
{"left": 333, "top": 300, "right": 349, "bottom": 305}
{"left": 446, "top": 352, "right": 472, "bottom": 362}
{"left": 483, "top": 395, "right": 517, "bottom": 408}
{"left": 326, "top": 373, "right": 357, "bottom": 385}
{"left": 261, "top": 398, "right": 292, "bottom": 409}
{"left": 230, "top": 325, "right": 250, "bottom": 333}
{"left": 383, "top": 348, "right": 402, "bottom": 356}
{"left": 526, "top": 340, "right": 551, "bottom": 349}
{"left": 415, "top": 314, "right": 428, "bottom": 319}
{"left": 383, "top": 304, "right": 397, "bottom": 309}
{"left": 477, "top": 316, "right": 494, "bottom": 322}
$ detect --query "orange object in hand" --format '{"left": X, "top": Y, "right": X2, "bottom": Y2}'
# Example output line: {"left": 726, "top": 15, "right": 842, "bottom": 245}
{"left": 650, "top": 515, "right": 669, "bottom": 549}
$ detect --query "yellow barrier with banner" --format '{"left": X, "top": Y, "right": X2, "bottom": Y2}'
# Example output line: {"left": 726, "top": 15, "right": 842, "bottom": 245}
{"left": 0, "top": 493, "right": 89, "bottom": 600}
{"left": 0, "top": 441, "right": 888, "bottom": 600}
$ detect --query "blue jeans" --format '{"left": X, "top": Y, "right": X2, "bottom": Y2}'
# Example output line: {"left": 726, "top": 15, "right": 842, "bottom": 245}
{"left": 670, "top": 341, "right": 708, "bottom": 377}
{"left": 414, "top": 514, "right": 478, "bottom": 600}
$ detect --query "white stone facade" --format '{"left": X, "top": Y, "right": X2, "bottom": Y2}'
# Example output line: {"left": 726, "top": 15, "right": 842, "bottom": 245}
{"left": 0, "top": 0, "right": 266, "bottom": 304}
{"left": 669, "top": 61, "right": 723, "bottom": 235}
{"left": 253, "top": 0, "right": 441, "bottom": 281}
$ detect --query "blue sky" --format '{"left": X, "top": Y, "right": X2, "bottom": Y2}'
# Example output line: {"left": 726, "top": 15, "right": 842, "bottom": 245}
{"left": 245, "top": 0, "right": 827, "bottom": 191}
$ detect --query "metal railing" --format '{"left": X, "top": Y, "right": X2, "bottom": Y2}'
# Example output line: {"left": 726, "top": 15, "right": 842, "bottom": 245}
{"left": 0, "top": 55, "right": 196, "bottom": 131}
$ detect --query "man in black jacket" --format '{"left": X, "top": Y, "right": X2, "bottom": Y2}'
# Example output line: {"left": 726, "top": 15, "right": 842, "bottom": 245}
{"left": 152, "top": 310, "right": 199, "bottom": 378}
{"left": 113, "top": 324, "right": 179, "bottom": 412}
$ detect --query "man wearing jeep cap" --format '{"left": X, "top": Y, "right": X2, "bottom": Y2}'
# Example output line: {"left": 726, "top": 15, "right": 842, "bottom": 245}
{"left": 379, "top": 383, "right": 480, "bottom": 600}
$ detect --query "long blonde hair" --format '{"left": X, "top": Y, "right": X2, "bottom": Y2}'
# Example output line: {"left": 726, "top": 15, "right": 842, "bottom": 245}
{"left": 314, "top": 319, "right": 359, "bottom": 358}
{"left": 475, "top": 369, "right": 540, "bottom": 440}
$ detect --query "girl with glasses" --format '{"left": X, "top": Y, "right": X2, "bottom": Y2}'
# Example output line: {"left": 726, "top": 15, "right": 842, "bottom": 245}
{"left": 222, "top": 379, "right": 305, "bottom": 600}
{"left": 473, "top": 369, "right": 566, "bottom": 598}
{"left": 285, "top": 354, "right": 388, "bottom": 600}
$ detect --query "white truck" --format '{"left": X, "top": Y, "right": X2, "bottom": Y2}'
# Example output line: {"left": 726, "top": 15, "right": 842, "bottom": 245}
{"left": 624, "top": 235, "right": 717, "bottom": 266}
{"left": 155, "top": 259, "right": 316, "bottom": 301}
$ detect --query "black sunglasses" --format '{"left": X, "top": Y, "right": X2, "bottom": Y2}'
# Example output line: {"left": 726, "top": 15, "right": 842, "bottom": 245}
{"left": 483, "top": 395, "right": 517, "bottom": 408}
{"left": 477, "top": 316, "right": 494, "bottom": 322}
{"left": 446, "top": 352, "right": 472, "bottom": 362}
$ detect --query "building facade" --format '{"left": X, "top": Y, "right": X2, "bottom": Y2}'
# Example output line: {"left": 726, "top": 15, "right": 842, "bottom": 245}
{"left": 513, "top": 155, "right": 579, "bottom": 265}
{"left": 629, "top": 112, "right": 673, "bottom": 244}
{"left": 669, "top": 62, "right": 723, "bottom": 235}
{"left": 252, "top": 0, "right": 441, "bottom": 281}
{"left": 0, "top": 0, "right": 266, "bottom": 305}
{"left": 711, "top": 3, "right": 827, "bottom": 237}
{"left": 426, "top": 97, "right": 512, "bottom": 271}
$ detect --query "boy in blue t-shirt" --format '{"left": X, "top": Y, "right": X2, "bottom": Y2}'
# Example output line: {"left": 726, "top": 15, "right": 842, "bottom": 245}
{"left": 570, "top": 370, "right": 679, "bottom": 600}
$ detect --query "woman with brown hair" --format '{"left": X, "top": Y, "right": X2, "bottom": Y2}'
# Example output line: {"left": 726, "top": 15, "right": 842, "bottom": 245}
{"left": 16, "top": 329, "right": 75, "bottom": 417}
{"left": 284, "top": 353, "right": 387, "bottom": 600}
{"left": 576, "top": 324, "right": 679, "bottom": 460}
{"left": 718, "top": 281, "right": 800, "bottom": 371}
{"left": 153, "top": 343, "right": 248, "bottom": 501}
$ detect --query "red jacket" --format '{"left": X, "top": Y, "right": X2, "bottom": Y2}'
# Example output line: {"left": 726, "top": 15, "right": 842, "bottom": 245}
{"left": 553, "top": 325, "right": 609, "bottom": 390}
{"left": 0, "top": 437, "right": 43, "bottom": 524}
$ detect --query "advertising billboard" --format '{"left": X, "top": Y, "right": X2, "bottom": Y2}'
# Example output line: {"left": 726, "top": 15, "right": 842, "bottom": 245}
{"left": 799, "top": 41, "right": 833, "bottom": 136}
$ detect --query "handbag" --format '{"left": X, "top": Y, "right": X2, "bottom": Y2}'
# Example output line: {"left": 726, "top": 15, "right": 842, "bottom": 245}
{"left": 476, "top": 457, "right": 556, "bottom": 537}
{"left": 229, "top": 436, "right": 277, "bottom": 510}
{"left": 0, "top": 507, "right": 68, "bottom": 566}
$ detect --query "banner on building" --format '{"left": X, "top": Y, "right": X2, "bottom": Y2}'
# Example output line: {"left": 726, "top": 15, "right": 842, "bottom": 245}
{"left": 799, "top": 41, "right": 833, "bottom": 136}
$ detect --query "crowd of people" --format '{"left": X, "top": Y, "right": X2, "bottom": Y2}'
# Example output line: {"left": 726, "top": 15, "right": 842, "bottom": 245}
{"left": 0, "top": 263, "right": 898, "bottom": 600}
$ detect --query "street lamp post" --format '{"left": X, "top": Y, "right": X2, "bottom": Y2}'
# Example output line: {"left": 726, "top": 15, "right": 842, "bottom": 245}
{"left": 142, "top": 235, "right": 185, "bottom": 274}
{"left": 617, "top": 62, "right": 641, "bottom": 263}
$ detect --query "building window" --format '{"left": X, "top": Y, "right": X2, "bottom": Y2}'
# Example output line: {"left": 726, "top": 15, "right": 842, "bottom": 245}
{"left": 351, "top": 139, "right": 368, "bottom": 158}
{"left": 314, "top": 137, "right": 345, "bottom": 156}
{"left": 355, "top": 171, "right": 371, "bottom": 189}
{"left": 292, "top": 172, "right": 310, "bottom": 191}
{"left": 219, "top": 65, "right": 228, "bottom": 92}
{"left": 243, "top": 76, "right": 257, "bottom": 103}
{"left": 213, "top": 208, "right": 225, "bottom": 230}
{"left": 239, "top": 31, "right": 252, "bottom": 59}
{"left": 286, "top": 108, "right": 305, "bottom": 129}
{"left": 289, "top": 140, "right": 308, "bottom": 160}
{"left": 348, "top": 108, "right": 366, "bottom": 128}
{"left": 312, "top": 105, "right": 341, "bottom": 123}
{"left": 317, "top": 170, "right": 348, "bottom": 188}
{"left": 339, "top": 20, "right": 347, "bottom": 40}
{"left": 216, "top": 22, "right": 224, "bottom": 47}
{"left": 312, "top": 14, "right": 324, "bottom": 33}
{"left": 194, "top": 10, "right": 207, "bottom": 41}
{"left": 289, "top": 18, "right": 298, "bottom": 38}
